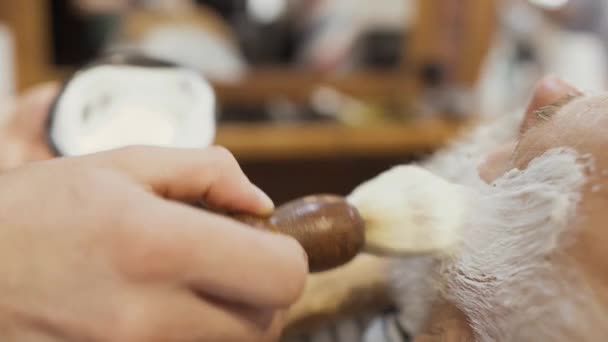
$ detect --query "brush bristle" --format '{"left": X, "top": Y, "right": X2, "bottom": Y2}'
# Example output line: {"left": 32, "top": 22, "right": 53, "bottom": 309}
{"left": 347, "top": 165, "right": 466, "bottom": 256}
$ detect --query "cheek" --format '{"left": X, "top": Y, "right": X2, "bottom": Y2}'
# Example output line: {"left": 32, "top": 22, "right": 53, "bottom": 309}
{"left": 511, "top": 120, "right": 577, "bottom": 170}
{"left": 478, "top": 141, "right": 517, "bottom": 183}
{"left": 513, "top": 112, "right": 608, "bottom": 307}
{"left": 565, "top": 183, "right": 608, "bottom": 305}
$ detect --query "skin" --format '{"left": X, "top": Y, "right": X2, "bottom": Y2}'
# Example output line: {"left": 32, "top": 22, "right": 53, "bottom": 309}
{"left": 7, "top": 76, "right": 608, "bottom": 340}
{"left": 415, "top": 75, "right": 608, "bottom": 340}
{"left": 0, "top": 82, "right": 57, "bottom": 170}
{"left": 0, "top": 142, "right": 308, "bottom": 340}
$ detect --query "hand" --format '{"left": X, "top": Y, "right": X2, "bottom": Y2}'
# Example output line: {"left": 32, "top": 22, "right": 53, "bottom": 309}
{"left": 0, "top": 146, "right": 307, "bottom": 341}
{"left": 0, "top": 82, "right": 58, "bottom": 171}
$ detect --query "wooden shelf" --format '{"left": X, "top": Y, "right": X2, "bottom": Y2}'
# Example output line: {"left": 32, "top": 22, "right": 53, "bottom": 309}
{"left": 212, "top": 68, "right": 416, "bottom": 106}
{"left": 215, "top": 119, "right": 471, "bottom": 160}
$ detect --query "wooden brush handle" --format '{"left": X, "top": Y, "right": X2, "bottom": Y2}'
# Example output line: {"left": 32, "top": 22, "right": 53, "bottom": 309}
{"left": 231, "top": 195, "right": 365, "bottom": 273}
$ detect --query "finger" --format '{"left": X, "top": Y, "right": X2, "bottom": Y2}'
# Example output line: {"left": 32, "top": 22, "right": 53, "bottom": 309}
{"left": 13, "top": 82, "right": 60, "bottom": 137}
{"left": 96, "top": 145, "right": 274, "bottom": 215}
{"left": 113, "top": 289, "right": 281, "bottom": 342}
{"left": 265, "top": 310, "right": 288, "bottom": 341}
{"left": 115, "top": 194, "right": 307, "bottom": 309}
{"left": 196, "top": 296, "right": 286, "bottom": 342}
{"left": 520, "top": 75, "right": 581, "bottom": 134}
{"left": 0, "top": 83, "right": 58, "bottom": 170}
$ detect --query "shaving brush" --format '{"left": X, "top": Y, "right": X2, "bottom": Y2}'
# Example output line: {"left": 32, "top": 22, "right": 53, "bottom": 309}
{"left": 273, "top": 165, "right": 468, "bottom": 335}
{"left": 231, "top": 195, "right": 365, "bottom": 273}
{"left": 229, "top": 165, "right": 467, "bottom": 273}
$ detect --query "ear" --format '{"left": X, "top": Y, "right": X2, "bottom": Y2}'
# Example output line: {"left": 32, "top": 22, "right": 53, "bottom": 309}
{"left": 520, "top": 75, "right": 581, "bottom": 134}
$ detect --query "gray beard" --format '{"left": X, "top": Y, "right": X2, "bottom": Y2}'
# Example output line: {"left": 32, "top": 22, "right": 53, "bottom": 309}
{"left": 392, "top": 114, "right": 608, "bottom": 341}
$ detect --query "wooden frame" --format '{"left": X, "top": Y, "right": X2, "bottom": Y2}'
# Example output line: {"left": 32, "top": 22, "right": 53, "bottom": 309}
{"left": 216, "top": 119, "right": 470, "bottom": 161}
{"left": 0, "top": 1, "right": 57, "bottom": 90}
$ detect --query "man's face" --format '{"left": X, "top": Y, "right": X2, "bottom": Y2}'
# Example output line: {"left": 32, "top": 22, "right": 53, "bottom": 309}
{"left": 416, "top": 78, "right": 608, "bottom": 341}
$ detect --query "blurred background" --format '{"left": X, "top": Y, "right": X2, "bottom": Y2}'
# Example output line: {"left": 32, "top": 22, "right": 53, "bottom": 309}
{"left": 1, "top": 0, "right": 607, "bottom": 203}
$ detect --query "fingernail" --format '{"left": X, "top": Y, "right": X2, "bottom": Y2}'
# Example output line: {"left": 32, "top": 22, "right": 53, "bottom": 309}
{"left": 253, "top": 185, "right": 275, "bottom": 213}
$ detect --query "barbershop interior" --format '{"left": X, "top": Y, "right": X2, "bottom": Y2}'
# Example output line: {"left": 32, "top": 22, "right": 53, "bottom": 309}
{"left": 2, "top": 0, "right": 608, "bottom": 341}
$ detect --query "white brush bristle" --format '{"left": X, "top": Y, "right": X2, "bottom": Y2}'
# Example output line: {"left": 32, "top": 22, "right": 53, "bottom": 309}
{"left": 347, "top": 165, "right": 466, "bottom": 256}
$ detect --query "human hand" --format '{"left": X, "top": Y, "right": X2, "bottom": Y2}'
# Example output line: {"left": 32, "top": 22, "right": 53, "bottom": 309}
{"left": 0, "top": 146, "right": 307, "bottom": 341}
{"left": 0, "top": 82, "right": 58, "bottom": 171}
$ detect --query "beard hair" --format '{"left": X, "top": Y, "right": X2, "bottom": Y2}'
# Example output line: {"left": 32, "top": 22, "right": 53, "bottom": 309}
{"left": 392, "top": 112, "right": 522, "bottom": 334}
{"left": 443, "top": 147, "right": 601, "bottom": 341}
{"left": 392, "top": 113, "right": 607, "bottom": 341}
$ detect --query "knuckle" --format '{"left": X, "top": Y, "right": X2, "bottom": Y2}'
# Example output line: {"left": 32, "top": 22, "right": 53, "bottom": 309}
{"left": 63, "top": 166, "right": 117, "bottom": 211}
{"left": 106, "top": 145, "right": 152, "bottom": 163}
{"left": 99, "top": 187, "right": 139, "bottom": 230}
{"left": 111, "top": 305, "right": 155, "bottom": 342}
{"left": 249, "top": 311, "right": 284, "bottom": 342}
{"left": 279, "top": 268, "right": 307, "bottom": 306}
{"left": 207, "top": 145, "right": 238, "bottom": 167}
{"left": 214, "top": 317, "right": 274, "bottom": 342}
{"left": 111, "top": 225, "right": 176, "bottom": 282}
{"left": 205, "top": 146, "right": 246, "bottom": 187}
{"left": 267, "top": 237, "right": 308, "bottom": 306}
{"left": 116, "top": 145, "right": 150, "bottom": 155}
{"left": 113, "top": 238, "right": 153, "bottom": 280}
